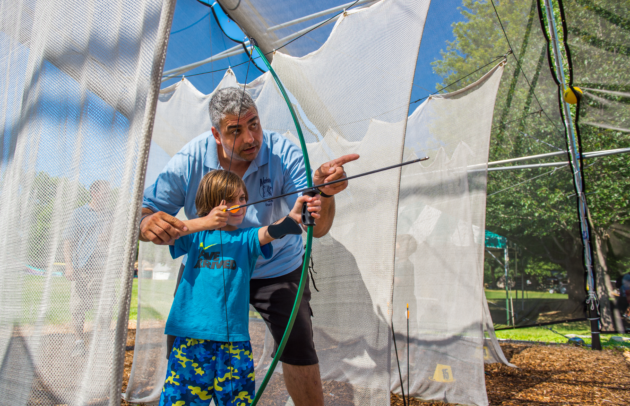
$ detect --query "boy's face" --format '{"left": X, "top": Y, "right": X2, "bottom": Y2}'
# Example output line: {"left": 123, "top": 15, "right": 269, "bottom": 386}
{"left": 224, "top": 188, "right": 248, "bottom": 226}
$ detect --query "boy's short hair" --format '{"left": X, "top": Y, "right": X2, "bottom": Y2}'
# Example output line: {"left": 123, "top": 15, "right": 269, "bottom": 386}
{"left": 195, "top": 170, "right": 248, "bottom": 217}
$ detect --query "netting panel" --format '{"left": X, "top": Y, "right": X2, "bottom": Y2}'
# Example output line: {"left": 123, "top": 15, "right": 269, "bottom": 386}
{"left": 563, "top": 0, "right": 630, "bottom": 332}
{"left": 0, "top": 0, "right": 175, "bottom": 403}
{"left": 430, "top": 0, "right": 585, "bottom": 329}
{"left": 392, "top": 64, "right": 504, "bottom": 406}
{"left": 128, "top": 0, "right": 430, "bottom": 405}
{"left": 124, "top": 72, "right": 240, "bottom": 404}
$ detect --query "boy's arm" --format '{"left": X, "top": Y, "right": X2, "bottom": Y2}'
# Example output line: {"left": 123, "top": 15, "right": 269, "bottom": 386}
{"left": 258, "top": 195, "right": 322, "bottom": 245}
{"left": 167, "top": 203, "right": 229, "bottom": 245}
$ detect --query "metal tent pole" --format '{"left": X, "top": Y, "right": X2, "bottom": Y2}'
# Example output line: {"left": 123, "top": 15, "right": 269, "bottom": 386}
{"left": 543, "top": 0, "right": 601, "bottom": 349}
{"left": 504, "top": 247, "right": 510, "bottom": 326}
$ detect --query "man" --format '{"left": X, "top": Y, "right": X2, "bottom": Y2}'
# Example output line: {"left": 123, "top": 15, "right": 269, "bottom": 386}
{"left": 63, "top": 180, "right": 112, "bottom": 357}
{"left": 140, "top": 87, "right": 359, "bottom": 406}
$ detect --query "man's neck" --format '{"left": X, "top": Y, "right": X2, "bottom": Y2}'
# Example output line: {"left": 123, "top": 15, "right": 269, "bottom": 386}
{"left": 217, "top": 145, "right": 250, "bottom": 178}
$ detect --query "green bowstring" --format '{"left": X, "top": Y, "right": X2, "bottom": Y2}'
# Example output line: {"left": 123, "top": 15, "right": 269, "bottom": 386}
{"left": 250, "top": 44, "right": 314, "bottom": 406}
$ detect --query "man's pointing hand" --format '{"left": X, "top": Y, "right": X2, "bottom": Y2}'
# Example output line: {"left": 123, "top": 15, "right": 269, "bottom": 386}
{"left": 314, "top": 154, "right": 360, "bottom": 196}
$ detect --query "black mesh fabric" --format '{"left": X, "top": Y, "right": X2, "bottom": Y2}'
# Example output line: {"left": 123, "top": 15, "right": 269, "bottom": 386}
{"left": 562, "top": 0, "right": 630, "bottom": 332}
{"left": 429, "top": 0, "right": 586, "bottom": 329}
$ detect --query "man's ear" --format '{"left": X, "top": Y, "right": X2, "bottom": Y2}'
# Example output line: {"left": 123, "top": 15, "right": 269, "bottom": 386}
{"left": 211, "top": 127, "right": 222, "bottom": 145}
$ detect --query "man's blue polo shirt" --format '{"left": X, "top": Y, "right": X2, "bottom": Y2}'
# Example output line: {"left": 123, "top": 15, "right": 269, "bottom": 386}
{"left": 142, "top": 130, "right": 307, "bottom": 279}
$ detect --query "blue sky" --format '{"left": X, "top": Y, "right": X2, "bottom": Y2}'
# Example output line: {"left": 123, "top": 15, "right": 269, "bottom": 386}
{"left": 2, "top": 0, "right": 468, "bottom": 188}
{"left": 163, "top": 0, "right": 467, "bottom": 111}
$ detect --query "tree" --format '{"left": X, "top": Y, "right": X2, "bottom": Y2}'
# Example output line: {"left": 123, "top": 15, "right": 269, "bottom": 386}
{"left": 432, "top": 0, "right": 630, "bottom": 324}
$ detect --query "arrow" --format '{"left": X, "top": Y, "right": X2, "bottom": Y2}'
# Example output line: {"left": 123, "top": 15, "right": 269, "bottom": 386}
{"left": 225, "top": 156, "right": 429, "bottom": 212}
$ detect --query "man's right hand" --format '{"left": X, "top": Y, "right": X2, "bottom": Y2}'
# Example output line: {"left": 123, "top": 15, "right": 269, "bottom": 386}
{"left": 140, "top": 211, "right": 188, "bottom": 245}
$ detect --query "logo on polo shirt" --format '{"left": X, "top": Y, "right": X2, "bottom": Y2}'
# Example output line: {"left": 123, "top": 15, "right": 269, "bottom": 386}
{"left": 194, "top": 250, "right": 237, "bottom": 270}
{"left": 259, "top": 177, "right": 272, "bottom": 199}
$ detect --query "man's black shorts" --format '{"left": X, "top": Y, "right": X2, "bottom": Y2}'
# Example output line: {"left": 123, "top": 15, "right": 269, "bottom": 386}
{"left": 168, "top": 263, "right": 318, "bottom": 366}
{"left": 250, "top": 265, "right": 318, "bottom": 366}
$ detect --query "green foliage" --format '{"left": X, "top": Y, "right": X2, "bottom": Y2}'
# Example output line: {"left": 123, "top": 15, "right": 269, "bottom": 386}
{"left": 433, "top": 0, "right": 630, "bottom": 302}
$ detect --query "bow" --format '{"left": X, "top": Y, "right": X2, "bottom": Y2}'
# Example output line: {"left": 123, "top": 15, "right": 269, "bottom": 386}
{"left": 249, "top": 41, "right": 314, "bottom": 406}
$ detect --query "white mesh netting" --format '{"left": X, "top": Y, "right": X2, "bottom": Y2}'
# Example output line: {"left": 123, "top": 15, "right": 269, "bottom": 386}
{"left": 0, "top": 0, "right": 513, "bottom": 404}
{"left": 0, "top": 0, "right": 175, "bottom": 404}
{"left": 128, "top": 1, "right": 511, "bottom": 404}
{"left": 391, "top": 64, "right": 507, "bottom": 406}
{"left": 128, "top": 0, "right": 432, "bottom": 404}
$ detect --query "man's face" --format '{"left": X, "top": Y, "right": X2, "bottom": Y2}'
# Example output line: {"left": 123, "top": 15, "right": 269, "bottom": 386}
{"left": 212, "top": 107, "right": 263, "bottom": 162}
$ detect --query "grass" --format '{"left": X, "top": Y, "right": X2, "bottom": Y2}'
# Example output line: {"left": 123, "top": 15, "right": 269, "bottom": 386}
{"left": 129, "top": 278, "right": 138, "bottom": 321}
{"left": 485, "top": 289, "right": 568, "bottom": 300}
{"left": 495, "top": 320, "right": 630, "bottom": 350}
{"left": 126, "top": 282, "right": 630, "bottom": 351}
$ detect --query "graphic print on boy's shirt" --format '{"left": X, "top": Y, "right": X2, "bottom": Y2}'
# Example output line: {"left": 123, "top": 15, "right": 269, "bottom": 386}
{"left": 194, "top": 248, "right": 237, "bottom": 270}
{"left": 167, "top": 228, "right": 272, "bottom": 342}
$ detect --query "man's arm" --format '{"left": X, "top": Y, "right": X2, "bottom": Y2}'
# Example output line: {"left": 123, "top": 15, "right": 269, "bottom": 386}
{"left": 311, "top": 154, "right": 359, "bottom": 238}
{"left": 139, "top": 207, "right": 188, "bottom": 245}
{"left": 139, "top": 151, "right": 197, "bottom": 245}
{"left": 312, "top": 196, "right": 335, "bottom": 238}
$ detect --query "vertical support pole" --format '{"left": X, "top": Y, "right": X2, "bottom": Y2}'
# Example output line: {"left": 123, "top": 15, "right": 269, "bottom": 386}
{"left": 504, "top": 247, "right": 510, "bottom": 326}
{"left": 519, "top": 248, "right": 524, "bottom": 311}
{"left": 543, "top": 0, "right": 601, "bottom": 349}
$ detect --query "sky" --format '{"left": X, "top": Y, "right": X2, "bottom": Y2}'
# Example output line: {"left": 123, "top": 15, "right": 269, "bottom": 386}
{"left": 1, "top": 0, "right": 469, "bottom": 188}
{"left": 162, "top": 0, "right": 468, "bottom": 110}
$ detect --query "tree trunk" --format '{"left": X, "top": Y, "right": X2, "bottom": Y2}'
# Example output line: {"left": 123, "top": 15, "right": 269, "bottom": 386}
{"left": 565, "top": 254, "right": 586, "bottom": 304}
{"left": 593, "top": 228, "right": 625, "bottom": 333}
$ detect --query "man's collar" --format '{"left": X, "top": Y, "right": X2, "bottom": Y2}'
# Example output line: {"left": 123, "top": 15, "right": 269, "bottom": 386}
{"left": 204, "top": 133, "right": 220, "bottom": 170}
{"left": 204, "top": 131, "right": 270, "bottom": 174}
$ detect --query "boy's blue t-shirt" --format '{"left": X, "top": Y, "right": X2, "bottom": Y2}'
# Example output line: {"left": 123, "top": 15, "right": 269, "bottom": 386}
{"left": 167, "top": 228, "right": 273, "bottom": 342}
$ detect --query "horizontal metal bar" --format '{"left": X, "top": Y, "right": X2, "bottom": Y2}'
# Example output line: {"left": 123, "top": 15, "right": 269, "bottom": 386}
{"left": 581, "top": 121, "right": 630, "bottom": 134}
{"left": 271, "top": 11, "right": 343, "bottom": 46}
{"left": 487, "top": 161, "right": 568, "bottom": 172}
{"left": 484, "top": 146, "right": 630, "bottom": 170}
{"left": 267, "top": 0, "right": 375, "bottom": 32}
{"left": 161, "top": 43, "right": 246, "bottom": 81}
{"left": 582, "top": 87, "right": 630, "bottom": 99}
{"left": 582, "top": 146, "right": 630, "bottom": 159}
{"left": 487, "top": 150, "right": 567, "bottom": 166}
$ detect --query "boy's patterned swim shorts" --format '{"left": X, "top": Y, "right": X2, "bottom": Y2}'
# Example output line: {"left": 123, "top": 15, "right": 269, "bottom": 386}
{"left": 159, "top": 337, "right": 255, "bottom": 406}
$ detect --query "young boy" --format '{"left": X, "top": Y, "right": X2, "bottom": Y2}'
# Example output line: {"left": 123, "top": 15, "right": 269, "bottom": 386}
{"left": 159, "top": 170, "right": 321, "bottom": 406}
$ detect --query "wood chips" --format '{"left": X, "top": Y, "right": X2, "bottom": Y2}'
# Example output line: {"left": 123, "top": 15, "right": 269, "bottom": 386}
{"left": 122, "top": 331, "right": 630, "bottom": 405}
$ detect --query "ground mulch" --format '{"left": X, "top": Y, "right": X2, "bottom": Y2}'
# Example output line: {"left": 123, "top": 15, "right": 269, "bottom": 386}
{"left": 392, "top": 343, "right": 630, "bottom": 405}
{"left": 122, "top": 331, "right": 630, "bottom": 405}
{"left": 121, "top": 329, "right": 136, "bottom": 406}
